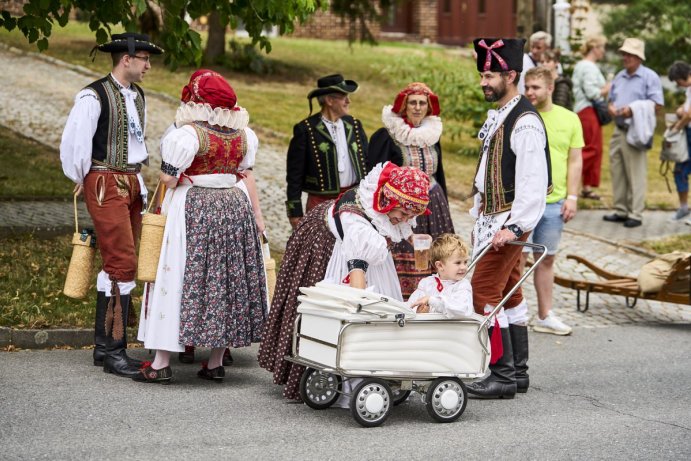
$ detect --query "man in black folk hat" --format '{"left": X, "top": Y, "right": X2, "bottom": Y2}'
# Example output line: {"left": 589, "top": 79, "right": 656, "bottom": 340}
{"left": 285, "top": 74, "right": 369, "bottom": 229}
{"left": 60, "top": 32, "right": 164, "bottom": 378}
{"left": 467, "top": 38, "right": 552, "bottom": 399}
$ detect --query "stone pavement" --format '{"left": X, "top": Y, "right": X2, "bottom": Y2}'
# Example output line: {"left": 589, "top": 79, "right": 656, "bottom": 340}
{"left": 1, "top": 43, "right": 689, "bottom": 342}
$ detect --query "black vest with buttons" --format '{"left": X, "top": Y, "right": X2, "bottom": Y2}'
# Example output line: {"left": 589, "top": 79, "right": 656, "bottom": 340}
{"left": 85, "top": 75, "right": 146, "bottom": 171}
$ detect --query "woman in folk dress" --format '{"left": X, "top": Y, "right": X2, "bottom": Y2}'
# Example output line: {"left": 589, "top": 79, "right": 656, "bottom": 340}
{"left": 135, "top": 70, "right": 267, "bottom": 383}
{"left": 258, "top": 161, "right": 431, "bottom": 400}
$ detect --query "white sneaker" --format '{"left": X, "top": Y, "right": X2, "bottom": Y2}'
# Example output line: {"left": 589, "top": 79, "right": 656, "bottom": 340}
{"left": 533, "top": 313, "right": 573, "bottom": 336}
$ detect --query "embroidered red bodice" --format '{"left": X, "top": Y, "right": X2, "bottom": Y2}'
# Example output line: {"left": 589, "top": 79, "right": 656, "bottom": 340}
{"left": 185, "top": 122, "right": 247, "bottom": 176}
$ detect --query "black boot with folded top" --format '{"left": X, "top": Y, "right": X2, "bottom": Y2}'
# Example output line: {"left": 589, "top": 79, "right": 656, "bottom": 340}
{"left": 466, "top": 327, "right": 517, "bottom": 399}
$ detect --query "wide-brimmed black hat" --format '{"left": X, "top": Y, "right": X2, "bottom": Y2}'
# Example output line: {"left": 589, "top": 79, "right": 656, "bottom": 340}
{"left": 307, "top": 74, "right": 358, "bottom": 100}
{"left": 96, "top": 32, "right": 164, "bottom": 55}
{"left": 473, "top": 38, "right": 525, "bottom": 72}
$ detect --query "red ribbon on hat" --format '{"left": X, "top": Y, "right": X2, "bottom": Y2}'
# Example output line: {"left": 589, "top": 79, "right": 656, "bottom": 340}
{"left": 478, "top": 39, "right": 509, "bottom": 72}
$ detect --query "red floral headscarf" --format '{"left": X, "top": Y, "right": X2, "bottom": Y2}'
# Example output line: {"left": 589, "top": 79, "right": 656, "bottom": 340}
{"left": 181, "top": 69, "right": 239, "bottom": 111}
{"left": 391, "top": 82, "right": 441, "bottom": 122}
{"left": 373, "top": 163, "right": 431, "bottom": 216}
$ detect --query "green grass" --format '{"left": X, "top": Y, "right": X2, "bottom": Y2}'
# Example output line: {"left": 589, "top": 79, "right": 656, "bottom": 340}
{"left": 0, "top": 127, "right": 73, "bottom": 199}
{"left": 0, "top": 233, "right": 143, "bottom": 328}
{"left": 641, "top": 234, "right": 691, "bottom": 255}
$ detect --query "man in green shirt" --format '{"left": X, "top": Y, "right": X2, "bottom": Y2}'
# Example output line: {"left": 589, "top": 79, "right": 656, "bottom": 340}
{"left": 523, "top": 66, "right": 584, "bottom": 337}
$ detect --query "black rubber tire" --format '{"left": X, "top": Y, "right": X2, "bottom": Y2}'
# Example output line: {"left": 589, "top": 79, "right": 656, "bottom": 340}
{"left": 299, "top": 368, "right": 342, "bottom": 410}
{"left": 350, "top": 378, "right": 393, "bottom": 427}
{"left": 425, "top": 377, "right": 467, "bottom": 423}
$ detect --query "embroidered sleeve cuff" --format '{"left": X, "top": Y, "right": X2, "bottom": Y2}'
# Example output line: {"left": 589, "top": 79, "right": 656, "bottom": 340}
{"left": 347, "top": 259, "right": 369, "bottom": 273}
{"left": 160, "top": 161, "right": 179, "bottom": 177}
{"left": 285, "top": 199, "right": 304, "bottom": 218}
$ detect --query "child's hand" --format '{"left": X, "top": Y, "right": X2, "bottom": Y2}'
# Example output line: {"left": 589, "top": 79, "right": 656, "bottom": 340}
{"left": 411, "top": 296, "right": 431, "bottom": 313}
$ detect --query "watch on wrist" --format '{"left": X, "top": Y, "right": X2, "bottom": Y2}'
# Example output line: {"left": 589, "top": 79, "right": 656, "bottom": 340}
{"left": 507, "top": 224, "right": 523, "bottom": 238}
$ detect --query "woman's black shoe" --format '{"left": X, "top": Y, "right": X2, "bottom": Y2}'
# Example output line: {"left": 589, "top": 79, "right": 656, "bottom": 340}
{"left": 197, "top": 362, "right": 225, "bottom": 381}
{"left": 222, "top": 348, "right": 234, "bottom": 366}
{"left": 132, "top": 363, "right": 173, "bottom": 384}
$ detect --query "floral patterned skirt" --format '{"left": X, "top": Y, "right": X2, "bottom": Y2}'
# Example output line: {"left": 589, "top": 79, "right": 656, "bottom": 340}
{"left": 178, "top": 187, "right": 267, "bottom": 348}
{"left": 391, "top": 184, "right": 455, "bottom": 300}
{"left": 258, "top": 200, "right": 336, "bottom": 400}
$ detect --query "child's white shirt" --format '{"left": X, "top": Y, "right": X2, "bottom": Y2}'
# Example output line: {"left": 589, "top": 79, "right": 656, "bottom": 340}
{"left": 408, "top": 275, "right": 474, "bottom": 318}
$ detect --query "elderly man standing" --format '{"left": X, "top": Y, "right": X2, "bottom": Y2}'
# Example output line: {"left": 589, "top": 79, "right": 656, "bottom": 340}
{"left": 603, "top": 38, "right": 663, "bottom": 228}
{"left": 285, "top": 74, "right": 369, "bottom": 229}
{"left": 60, "top": 33, "right": 163, "bottom": 377}
{"left": 467, "top": 38, "right": 551, "bottom": 399}
{"left": 518, "top": 31, "right": 552, "bottom": 94}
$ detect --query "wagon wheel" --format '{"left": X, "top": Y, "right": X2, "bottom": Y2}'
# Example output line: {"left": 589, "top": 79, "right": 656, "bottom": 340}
{"left": 299, "top": 368, "right": 342, "bottom": 410}
{"left": 350, "top": 378, "right": 393, "bottom": 427}
{"left": 425, "top": 378, "right": 467, "bottom": 423}
{"left": 391, "top": 388, "right": 412, "bottom": 406}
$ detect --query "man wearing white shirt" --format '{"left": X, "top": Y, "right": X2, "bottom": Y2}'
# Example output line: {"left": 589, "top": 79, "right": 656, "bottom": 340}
{"left": 467, "top": 38, "right": 551, "bottom": 399}
{"left": 518, "top": 31, "right": 552, "bottom": 94}
{"left": 285, "top": 74, "right": 369, "bottom": 229}
{"left": 60, "top": 32, "right": 163, "bottom": 378}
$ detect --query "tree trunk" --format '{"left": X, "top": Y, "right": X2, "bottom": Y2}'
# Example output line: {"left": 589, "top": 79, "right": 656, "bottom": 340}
{"left": 204, "top": 11, "right": 226, "bottom": 64}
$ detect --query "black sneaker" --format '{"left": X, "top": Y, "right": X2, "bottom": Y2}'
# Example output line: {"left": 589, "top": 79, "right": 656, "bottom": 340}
{"left": 623, "top": 218, "right": 642, "bottom": 228}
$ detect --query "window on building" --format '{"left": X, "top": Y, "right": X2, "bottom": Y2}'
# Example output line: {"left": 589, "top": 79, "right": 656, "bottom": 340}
{"left": 479, "top": 0, "right": 486, "bottom": 14}
{"left": 443, "top": 0, "right": 451, "bottom": 14}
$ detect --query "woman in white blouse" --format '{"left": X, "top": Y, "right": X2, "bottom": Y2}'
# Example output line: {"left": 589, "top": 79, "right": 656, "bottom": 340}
{"left": 258, "top": 162, "right": 431, "bottom": 400}
{"left": 135, "top": 70, "right": 267, "bottom": 384}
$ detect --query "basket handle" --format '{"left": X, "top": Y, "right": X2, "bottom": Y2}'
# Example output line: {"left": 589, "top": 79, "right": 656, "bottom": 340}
{"left": 73, "top": 192, "right": 79, "bottom": 234}
{"left": 147, "top": 180, "right": 161, "bottom": 214}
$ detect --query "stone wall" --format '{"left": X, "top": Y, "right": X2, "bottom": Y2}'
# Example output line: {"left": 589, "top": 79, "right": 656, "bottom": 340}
{"left": 291, "top": 8, "right": 382, "bottom": 41}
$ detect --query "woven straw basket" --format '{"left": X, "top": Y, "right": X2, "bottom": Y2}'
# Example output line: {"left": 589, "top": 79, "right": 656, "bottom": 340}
{"left": 137, "top": 181, "right": 167, "bottom": 282}
{"left": 64, "top": 194, "right": 97, "bottom": 299}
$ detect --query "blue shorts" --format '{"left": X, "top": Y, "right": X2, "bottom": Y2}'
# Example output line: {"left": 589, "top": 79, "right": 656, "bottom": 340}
{"left": 524, "top": 201, "right": 564, "bottom": 255}
{"left": 675, "top": 128, "right": 691, "bottom": 193}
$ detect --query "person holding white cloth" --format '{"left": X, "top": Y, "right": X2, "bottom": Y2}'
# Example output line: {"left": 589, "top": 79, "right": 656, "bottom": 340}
{"left": 135, "top": 70, "right": 267, "bottom": 384}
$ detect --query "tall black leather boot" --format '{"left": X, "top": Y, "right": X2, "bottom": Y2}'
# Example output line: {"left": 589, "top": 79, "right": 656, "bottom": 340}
{"left": 103, "top": 294, "right": 141, "bottom": 377}
{"left": 467, "top": 327, "right": 517, "bottom": 399}
{"left": 93, "top": 292, "right": 108, "bottom": 366}
{"left": 510, "top": 324, "right": 529, "bottom": 393}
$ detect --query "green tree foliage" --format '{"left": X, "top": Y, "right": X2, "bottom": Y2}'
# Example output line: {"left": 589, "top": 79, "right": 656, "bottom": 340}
{"left": 329, "top": 0, "right": 395, "bottom": 44}
{"left": 0, "top": 0, "right": 321, "bottom": 68}
{"left": 602, "top": 0, "right": 691, "bottom": 73}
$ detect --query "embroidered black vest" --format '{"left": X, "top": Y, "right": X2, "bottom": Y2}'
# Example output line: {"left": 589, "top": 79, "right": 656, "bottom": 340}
{"left": 332, "top": 188, "right": 373, "bottom": 240}
{"left": 472, "top": 96, "right": 552, "bottom": 215}
{"left": 86, "top": 75, "right": 146, "bottom": 171}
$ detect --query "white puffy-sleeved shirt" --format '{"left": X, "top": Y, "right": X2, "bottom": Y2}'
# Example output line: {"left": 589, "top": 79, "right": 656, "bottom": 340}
{"left": 408, "top": 275, "right": 474, "bottom": 318}
{"left": 471, "top": 96, "right": 548, "bottom": 234}
{"left": 60, "top": 74, "right": 148, "bottom": 184}
{"left": 160, "top": 123, "right": 258, "bottom": 177}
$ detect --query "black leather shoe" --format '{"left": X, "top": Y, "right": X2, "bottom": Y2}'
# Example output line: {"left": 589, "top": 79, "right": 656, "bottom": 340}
{"left": 222, "top": 348, "right": 234, "bottom": 366}
{"left": 197, "top": 362, "right": 225, "bottom": 381}
{"left": 467, "top": 379, "right": 517, "bottom": 399}
{"left": 623, "top": 218, "right": 642, "bottom": 228}
{"left": 179, "top": 346, "right": 195, "bottom": 364}
{"left": 132, "top": 364, "right": 173, "bottom": 384}
{"left": 603, "top": 213, "right": 627, "bottom": 223}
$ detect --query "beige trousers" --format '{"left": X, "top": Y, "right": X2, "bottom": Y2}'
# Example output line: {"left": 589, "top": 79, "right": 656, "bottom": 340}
{"left": 609, "top": 127, "right": 649, "bottom": 221}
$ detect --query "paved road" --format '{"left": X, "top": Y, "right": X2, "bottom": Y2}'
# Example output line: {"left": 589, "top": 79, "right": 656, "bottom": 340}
{"left": 1, "top": 324, "right": 689, "bottom": 460}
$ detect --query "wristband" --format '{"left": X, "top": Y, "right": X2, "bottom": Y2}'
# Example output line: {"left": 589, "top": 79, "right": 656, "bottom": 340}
{"left": 567, "top": 195, "right": 578, "bottom": 201}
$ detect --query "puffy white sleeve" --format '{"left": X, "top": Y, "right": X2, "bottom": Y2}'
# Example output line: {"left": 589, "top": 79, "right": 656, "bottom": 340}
{"left": 160, "top": 124, "right": 200, "bottom": 177}
{"left": 340, "top": 212, "right": 390, "bottom": 266}
{"left": 430, "top": 279, "right": 474, "bottom": 318}
{"left": 60, "top": 89, "right": 100, "bottom": 184}
{"left": 239, "top": 127, "right": 258, "bottom": 171}
{"left": 507, "top": 113, "right": 548, "bottom": 232}
{"left": 407, "top": 275, "right": 435, "bottom": 305}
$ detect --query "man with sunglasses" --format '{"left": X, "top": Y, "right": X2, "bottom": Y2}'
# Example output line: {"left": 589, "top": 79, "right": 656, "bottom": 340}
{"left": 60, "top": 32, "right": 163, "bottom": 378}
{"left": 285, "top": 74, "right": 369, "bottom": 229}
